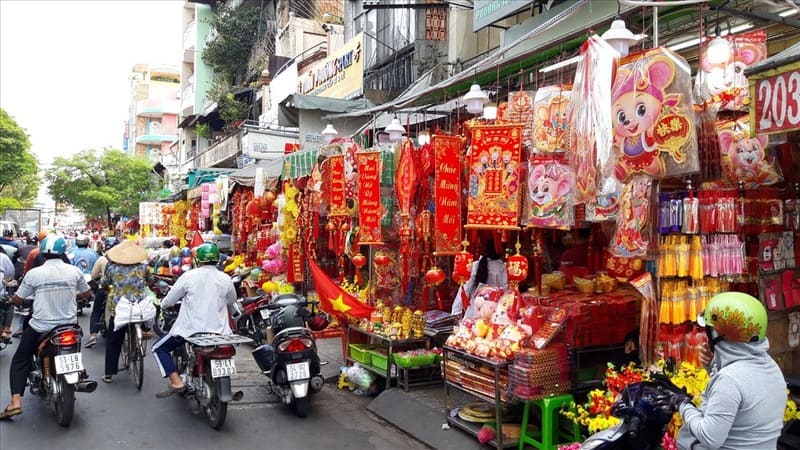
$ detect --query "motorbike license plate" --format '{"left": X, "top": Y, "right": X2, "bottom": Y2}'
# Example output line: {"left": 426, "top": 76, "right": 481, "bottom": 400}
{"left": 210, "top": 359, "right": 236, "bottom": 378}
{"left": 259, "top": 309, "right": 269, "bottom": 320}
{"left": 55, "top": 353, "right": 84, "bottom": 374}
{"left": 286, "top": 361, "right": 310, "bottom": 381}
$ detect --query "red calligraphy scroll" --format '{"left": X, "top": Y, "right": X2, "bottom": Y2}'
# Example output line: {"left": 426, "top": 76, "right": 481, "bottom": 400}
{"left": 327, "top": 155, "right": 347, "bottom": 216}
{"left": 356, "top": 151, "right": 383, "bottom": 245}
{"left": 466, "top": 124, "right": 523, "bottom": 230}
{"left": 433, "top": 135, "right": 462, "bottom": 255}
{"left": 287, "top": 240, "right": 304, "bottom": 283}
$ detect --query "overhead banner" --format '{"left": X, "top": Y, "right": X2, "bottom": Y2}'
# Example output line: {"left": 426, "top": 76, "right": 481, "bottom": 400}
{"left": 465, "top": 124, "right": 523, "bottom": 230}
{"left": 356, "top": 151, "right": 383, "bottom": 245}
{"left": 433, "top": 135, "right": 462, "bottom": 255}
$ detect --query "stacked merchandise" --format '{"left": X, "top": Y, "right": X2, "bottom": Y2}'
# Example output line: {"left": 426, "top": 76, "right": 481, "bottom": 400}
{"left": 508, "top": 343, "right": 571, "bottom": 400}
{"left": 444, "top": 352, "right": 510, "bottom": 403}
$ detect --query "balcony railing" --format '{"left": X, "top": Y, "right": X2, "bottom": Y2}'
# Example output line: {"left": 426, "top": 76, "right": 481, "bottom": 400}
{"left": 364, "top": 47, "right": 415, "bottom": 98}
{"left": 181, "top": 83, "right": 194, "bottom": 114}
{"left": 183, "top": 20, "right": 196, "bottom": 51}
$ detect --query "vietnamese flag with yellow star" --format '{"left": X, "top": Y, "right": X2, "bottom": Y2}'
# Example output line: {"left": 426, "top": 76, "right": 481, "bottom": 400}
{"left": 308, "top": 259, "right": 374, "bottom": 319}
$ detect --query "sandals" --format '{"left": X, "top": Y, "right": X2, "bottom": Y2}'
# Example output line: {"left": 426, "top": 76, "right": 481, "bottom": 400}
{"left": 156, "top": 384, "right": 186, "bottom": 399}
{"left": 85, "top": 336, "right": 97, "bottom": 348}
{"left": 101, "top": 375, "right": 113, "bottom": 383}
{"left": 0, "top": 406, "right": 22, "bottom": 420}
{"left": 0, "top": 333, "right": 11, "bottom": 344}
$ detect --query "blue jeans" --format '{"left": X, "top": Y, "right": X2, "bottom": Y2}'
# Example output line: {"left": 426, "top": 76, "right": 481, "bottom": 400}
{"left": 152, "top": 334, "right": 185, "bottom": 378}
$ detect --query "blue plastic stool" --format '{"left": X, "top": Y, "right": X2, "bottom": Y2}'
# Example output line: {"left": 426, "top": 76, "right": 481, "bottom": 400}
{"left": 518, "top": 393, "right": 581, "bottom": 450}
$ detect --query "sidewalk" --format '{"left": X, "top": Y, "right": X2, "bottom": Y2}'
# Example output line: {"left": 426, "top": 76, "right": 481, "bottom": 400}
{"left": 315, "top": 333, "right": 484, "bottom": 449}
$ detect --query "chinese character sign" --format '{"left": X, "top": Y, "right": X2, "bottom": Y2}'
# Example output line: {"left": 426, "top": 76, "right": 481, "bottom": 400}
{"left": 466, "top": 124, "right": 523, "bottom": 230}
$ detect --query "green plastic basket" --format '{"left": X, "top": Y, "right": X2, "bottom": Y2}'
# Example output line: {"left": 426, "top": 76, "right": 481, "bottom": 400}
{"left": 349, "top": 344, "right": 372, "bottom": 365}
{"left": 368, "top": 349, "right": 389, "bottom": 372}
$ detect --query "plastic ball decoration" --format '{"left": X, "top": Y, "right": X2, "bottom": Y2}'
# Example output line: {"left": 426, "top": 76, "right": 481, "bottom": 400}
{"left": 262, "top": 281, "right": 278, "bottom": 293}
{"left": 179, "top": 247, "right": 192, "bottom": 258}
{"left": 278, "top": 283, "right": 294, "bottom": 295}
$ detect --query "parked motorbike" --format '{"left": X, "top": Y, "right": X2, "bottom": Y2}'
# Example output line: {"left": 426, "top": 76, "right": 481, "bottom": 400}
{"left": 0, "top": 295, "right": 12, "bottom": 351}
{"left": 251, "top": 294, "right": 328, "bottom": 417}
{"left": 26, "top": 313, "right": 98, "bottom": 426}
{"left": 169, "top": 331, "right": 251, "bottom": 429}
{"left": 580, "top": 374, "right": 687, "bottom": 450}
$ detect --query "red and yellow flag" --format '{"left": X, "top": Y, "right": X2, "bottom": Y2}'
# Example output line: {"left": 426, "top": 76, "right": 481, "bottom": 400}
{"left": 308, "top": 259, "right": 374, "bottom": 320}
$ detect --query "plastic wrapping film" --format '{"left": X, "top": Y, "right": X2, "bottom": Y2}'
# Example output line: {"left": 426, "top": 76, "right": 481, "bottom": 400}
{"left": 612, "top": 47, "right": 699, "bottom": 182}
{"left": 567, "top": 35, "right": 618, "bottom": 204}
{"left": 717, "top": 114, "right": 783, "bottom": 188}
{"left": 532, "top": 85, "right": 571, "bottom": 155}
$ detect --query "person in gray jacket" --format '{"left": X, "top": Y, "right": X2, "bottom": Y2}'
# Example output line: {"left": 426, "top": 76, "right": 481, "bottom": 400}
{"left": 677, "top": 291, "right": 786, "bottom": 450}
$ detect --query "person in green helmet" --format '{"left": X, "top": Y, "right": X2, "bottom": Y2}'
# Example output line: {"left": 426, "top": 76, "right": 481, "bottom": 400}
{"left": 151, "top": 242, "right": 237, "bottom": 399}
{"left": 676, "top": 291, "right": 786, "bottom": 450}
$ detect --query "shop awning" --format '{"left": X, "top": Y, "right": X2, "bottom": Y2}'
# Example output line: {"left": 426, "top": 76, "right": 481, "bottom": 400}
{"left": 278, "top": 94, "right": 376, "bottom": 127}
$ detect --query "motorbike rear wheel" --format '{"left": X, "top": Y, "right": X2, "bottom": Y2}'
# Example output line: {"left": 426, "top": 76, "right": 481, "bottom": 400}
{"left": 152, "top": 306, "right": 167, "bottom": 337}
{"left": 293, "top": 396, "right": 310, "bottom": 418}
{"left": 204, "top": 375, "right": 228, "bottom": 429}
{"left": 55, "top": 379, "right": 75, "bottom": 427}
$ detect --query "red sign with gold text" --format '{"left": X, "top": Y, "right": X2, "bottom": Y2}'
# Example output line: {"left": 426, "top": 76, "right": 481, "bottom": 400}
{"left": 356, "top": 151, "right": 383, "bottom": 245}
{"left": 327, "top": 154, "right": 347, "bottom": 216}
{"left": 466, "top": 124, "right": 523, "bottom": 229}
{"left": 433, "top": 135, "right": 462, "bottom": 255}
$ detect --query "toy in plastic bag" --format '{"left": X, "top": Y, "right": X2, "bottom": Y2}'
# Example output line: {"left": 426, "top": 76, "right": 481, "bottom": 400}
{"left": 612, "top": 48, "right": 698, "bottom": 181}
{"left": 610, "top": 174, "right": 653, "bottom": 258}
{"left": 533, "top": 85, "right": 571, "bottom": 154}
{"left": 717, "top": 115, "right": 783, "bottom": 188}
{"left": 695, "top": 30, "right": 767, "bottom": 111}
{"left": 494, "top": 323, "right": 531, "bottom": 360}
{"left": 523, "top": 158, "right": 575, "bottom": 228}
{"left": 568, "top": 35, "right": 618, "bottom": 203}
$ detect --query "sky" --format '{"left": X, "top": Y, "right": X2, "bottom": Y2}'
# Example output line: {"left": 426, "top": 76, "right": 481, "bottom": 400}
{"left": 0, "top": 0, "right": 184, "bottom": 206}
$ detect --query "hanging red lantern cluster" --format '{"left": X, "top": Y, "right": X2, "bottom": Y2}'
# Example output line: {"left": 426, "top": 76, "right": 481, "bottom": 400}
{"left": 352, "top": 252, "right": 367, "bottom": 284}
{"left": 506, "top": 240, "right": 529, "bottom": 291}
{"left": 452, "top": 240, "right": 474, "bottom": 285}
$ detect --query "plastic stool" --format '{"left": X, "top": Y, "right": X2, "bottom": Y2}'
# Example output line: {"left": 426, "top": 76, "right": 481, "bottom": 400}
{"left": 518, "top": 394, "right": 581, "bottom": 450}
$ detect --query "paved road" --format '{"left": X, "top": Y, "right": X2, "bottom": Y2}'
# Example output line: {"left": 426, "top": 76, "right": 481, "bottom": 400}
{"left": 0, "top": 312, "right": 429, "bottom": 450}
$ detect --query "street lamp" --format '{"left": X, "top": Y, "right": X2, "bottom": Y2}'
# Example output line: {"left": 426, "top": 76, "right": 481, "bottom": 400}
{"left": 463, "top": 83, "right": 489, "bottom": 115}
{"left": 321, "top": 123, "right": 338, "bottom": 143}
{"left": 707, "top": 7, "right": 730, "bottom": 64}
{"left": 385, "top": 117, "right": 405, "bottom": 142}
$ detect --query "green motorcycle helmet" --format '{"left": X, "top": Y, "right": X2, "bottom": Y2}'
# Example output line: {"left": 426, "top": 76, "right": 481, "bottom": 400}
{"left": 194, "top": 242, "right": 220, "bottom": 265}
{"left": 701, "top": 291, "right": 767, "bottom": 343}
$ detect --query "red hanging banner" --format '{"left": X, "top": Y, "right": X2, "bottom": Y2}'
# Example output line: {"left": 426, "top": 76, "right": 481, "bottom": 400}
{"left": 433, "top": 134, "right": 463, "bottom": 255}
{"left": 287, "top": 240, "right": 304, "bottom": 283}
{"left": 356, "top": 151, "right": 383, "bottom": 245}
{"left": 466, "top": 123, "right": 523, "bottom": 230}
{"left": 327, "top": 155, "right": 347, "bottom": 216}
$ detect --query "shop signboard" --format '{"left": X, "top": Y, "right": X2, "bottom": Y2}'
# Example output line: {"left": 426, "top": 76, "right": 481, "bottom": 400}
{"left": 749, "top": 62, "right": 800, "bottom": 135}
{"left": 473, "top": 0, "right": 529, "bottom": 32}
{"left": 297, "top": 33, "right": 363, "bottom": 100}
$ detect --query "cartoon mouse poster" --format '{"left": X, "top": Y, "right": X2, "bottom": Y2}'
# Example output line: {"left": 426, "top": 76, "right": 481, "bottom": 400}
{"left": 524, "top": 158, "right": 575, "bottom": 229}
{"left": 717, "top": 116, "right": 783, "bottom": 188}
{"left": 695, "top": 30, "right": 767, "bottom": 111}
{"left": 533, "top": 86, "right": 571, "bottom": 155}
{"left": 611, "top": 49, "right": 697, "bottom": 182}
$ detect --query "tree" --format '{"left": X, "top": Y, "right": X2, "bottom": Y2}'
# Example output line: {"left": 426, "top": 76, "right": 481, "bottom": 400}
{"left": 0, "top": 108, "right": 40, "bottom": 211}
{"left": 202, "top": 0, "right": 263, "bottom": 86}
{"left": 45, "top": 148, "right": 159, "bottom": 227}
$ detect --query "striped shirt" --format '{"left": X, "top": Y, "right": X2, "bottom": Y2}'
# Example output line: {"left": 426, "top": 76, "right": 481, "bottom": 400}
{"left": 16, "top": 258, "right": 90, "bottom": 333}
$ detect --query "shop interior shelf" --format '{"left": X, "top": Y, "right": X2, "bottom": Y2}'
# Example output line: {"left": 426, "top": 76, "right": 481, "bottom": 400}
{"left": 445, "top": 380, "right": 502, "bottom": 406}
{"left": 447, "top": 413, "right": 518, "bottom": 449}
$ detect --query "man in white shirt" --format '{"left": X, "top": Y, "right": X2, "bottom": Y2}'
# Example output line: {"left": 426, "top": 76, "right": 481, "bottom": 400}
{"left": 151, "top": 243, "right": 236, "bottom": 398}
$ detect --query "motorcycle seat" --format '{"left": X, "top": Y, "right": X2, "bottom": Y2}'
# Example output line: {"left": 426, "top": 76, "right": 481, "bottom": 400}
{"left": 241, "top": 296, "right": 264, "bottom": 307}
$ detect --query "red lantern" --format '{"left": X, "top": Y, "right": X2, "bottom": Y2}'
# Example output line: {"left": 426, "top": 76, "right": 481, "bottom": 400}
{"left": 340, "top": 222, "right": 351, "bottom": 232}
{"left": 351, "top": 253, "right": 367, "bottom": 269}
{"left": 263, "top": 191, "right": 276, "bottom": 206}
{"left": 246, "top": 200, "right": 262, "bottom": 217}
{"left": 374, "top": 254, "right": 390, "bottom": 266}
{"left": 506, "top": 241, "right": 528, "bottom": 291}
{"left": 452, "top": 241, "right": 474, "bottom": 285}
{"left": 424, "top": 266, "right": 446, "bottom": 286}
{"left": 325, "top": 222, "right": 335, "bottom": 232}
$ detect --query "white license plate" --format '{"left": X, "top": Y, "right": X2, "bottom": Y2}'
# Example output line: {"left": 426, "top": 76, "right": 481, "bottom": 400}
{"left": 286, "top": 361, "right": 310, "bottom": 381}
{"left": 259, "top": 309, "right": 269, "bottom": 320}
{"left": 210, "top": 359, "right": 236, "bottom": 378}
{"left": 55, "top": 353, "right": 84, "bottom": 374}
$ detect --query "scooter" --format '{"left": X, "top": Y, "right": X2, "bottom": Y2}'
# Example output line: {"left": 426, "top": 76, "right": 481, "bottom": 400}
{"left": 27, "top": 320, "right": 98, "bottom": 426}
{"left": 169, "top": 332, "right": 252, "bottom": 429}
{"left": 76, "top": 274, "right": 92, "bottom": 316}
{"left": 580, "top": 374, "right": 687, "bottom": 450}
{"left": 251, "top": 294, "right": 328, "bottom": 417}
{"left": 149, "top": 276, "right": 174, "bottom": 337}
{"left": 229, "top": 275, "right": 271, "bottom": 346}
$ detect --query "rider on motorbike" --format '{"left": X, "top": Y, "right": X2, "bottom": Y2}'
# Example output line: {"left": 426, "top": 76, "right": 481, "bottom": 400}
{"left": 151, "top": 242, "right": 237, "bottom": 399}
{"left": 68, "top": 234, "right": 99, "bottom": 275}
{"left": 85, "top": 236, "right": 119, "bottom": 348}
{"left": 0, "top": 235, "right": 93, "bottom": 420}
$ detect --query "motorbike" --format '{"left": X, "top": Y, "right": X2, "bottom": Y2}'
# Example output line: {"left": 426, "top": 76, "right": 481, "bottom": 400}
{"left": 251, "top": 294, "right": 328, "bottom": 418}
{"left": 580, "top": 374, "right": 687, "bottom": 450}
{"left": 26, "top": 313, "right": 98, "bottom": 426}
{"left": 229, "top": 274, "right": 271, "bottom": 345}
{"left": 150, "top": 275, "right": 174, "bottom": 337}
{"left": 76, "top": 274, "right": 92, "bottom": 316}
{"left": 168, "top": 331, "right": 252, "bottom": 429}
{"left": 0, "top": 295, "right": 12, "bottom": 351}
